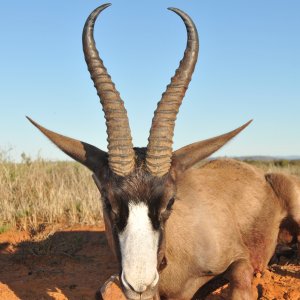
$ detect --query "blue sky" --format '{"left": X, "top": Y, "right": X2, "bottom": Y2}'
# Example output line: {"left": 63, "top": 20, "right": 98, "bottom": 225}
{"left": 1, "top": 0, "right": 299, "bottom": 161}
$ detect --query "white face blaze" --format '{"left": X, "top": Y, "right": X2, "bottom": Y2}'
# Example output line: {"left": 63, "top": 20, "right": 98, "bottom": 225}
{"left": 119, "top": 202, "right": 160, "bottom": 293}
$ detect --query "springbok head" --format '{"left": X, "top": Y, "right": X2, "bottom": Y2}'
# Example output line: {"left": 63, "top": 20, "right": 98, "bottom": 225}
{"left": 28, "top": 4, "right": 251, "bottom": 300}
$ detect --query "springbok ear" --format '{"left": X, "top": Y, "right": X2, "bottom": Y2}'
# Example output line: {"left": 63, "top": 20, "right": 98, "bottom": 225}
{"left": 172, "top": 120, "right": 252, "bottom": 173}
{"left": 27, "top": 117, "right": 108, "bottom": 172}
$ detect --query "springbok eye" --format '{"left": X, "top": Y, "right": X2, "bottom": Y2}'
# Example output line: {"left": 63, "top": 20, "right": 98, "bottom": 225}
{"left": 166, "top": 197, "right": 175, "bottom": 210}
{"left": 103, "top": 197, "right": 119, "bottom": 220}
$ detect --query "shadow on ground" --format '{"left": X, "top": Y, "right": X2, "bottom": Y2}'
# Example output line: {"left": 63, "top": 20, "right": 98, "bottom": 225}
{"left": 0, "top": 228, "right": 118, "bottom": 300}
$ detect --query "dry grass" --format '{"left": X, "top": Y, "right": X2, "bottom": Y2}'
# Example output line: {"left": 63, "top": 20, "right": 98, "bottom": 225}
{"left": 1, "top": 150, "right": 300, "bottom": 232}
{"left": 0, "top": 153, "right": 102, "bottom": 231}
{"left": 243, "top": 159, "right": 300, "bottom": 177}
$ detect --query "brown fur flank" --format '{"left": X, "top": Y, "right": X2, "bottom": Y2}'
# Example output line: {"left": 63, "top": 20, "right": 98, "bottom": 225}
{"left": 266, "top": 173, "right": 300, "bottom": 223}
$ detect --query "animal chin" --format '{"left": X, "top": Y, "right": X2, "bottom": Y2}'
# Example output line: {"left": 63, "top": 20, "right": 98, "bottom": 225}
{"left": 121, "top": 271, "right": 159, "bottom": 299}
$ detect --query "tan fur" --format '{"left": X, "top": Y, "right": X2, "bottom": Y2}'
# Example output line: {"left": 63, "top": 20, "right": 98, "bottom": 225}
{"left": 158, "top": 159, "right": 298, "bottom": 299}
{"left": 266, "top": 172, "right": 300, "bottom": 222}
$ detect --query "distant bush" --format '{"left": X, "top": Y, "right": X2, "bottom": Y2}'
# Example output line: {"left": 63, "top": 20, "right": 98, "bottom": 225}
{"left": 274, "top": 160, "right": 289, "bottom": 168}
{"left": 242, "top": 159, "right": 300, "bottom": 177}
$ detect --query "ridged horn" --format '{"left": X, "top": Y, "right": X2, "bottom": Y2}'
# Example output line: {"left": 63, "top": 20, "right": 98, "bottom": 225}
{"left": 83, "top": 3, "right": 135, "bottom": 177}
{"left": 146, "top": 8, "right": 199, "bottom": 177}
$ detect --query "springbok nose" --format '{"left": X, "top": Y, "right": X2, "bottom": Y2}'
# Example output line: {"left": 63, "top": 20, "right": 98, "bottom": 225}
{"left": 121, "top": 271, "right": 159, "bottom": 294}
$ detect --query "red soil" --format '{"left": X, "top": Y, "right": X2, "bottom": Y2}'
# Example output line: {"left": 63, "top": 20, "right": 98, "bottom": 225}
{"left": 0, "top": 224, "right": 299, "bottom": 300}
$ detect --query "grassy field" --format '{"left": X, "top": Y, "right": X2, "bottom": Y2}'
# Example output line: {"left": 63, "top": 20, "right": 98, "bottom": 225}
{"left": 242, "top": 159, "right": 300, "bottom": 176}
{"left": 1, "top": 152, "right": 300, "bottom": 232}
{"left": 0, "top": 154, "right": 101, "bottom": 232}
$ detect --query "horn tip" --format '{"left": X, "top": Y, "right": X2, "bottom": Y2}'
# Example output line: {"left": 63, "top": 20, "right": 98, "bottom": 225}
{"left": 26, "top": 116, "right": 34, "bottom": 124}
{"left": 90, "top": 3, "right": 112, "bottom": 17}
{"left": 238, "top": 119, "right": 253, "bottom": 132}
{"left": 98, "top": 3, "right": 112, "bottom": 8}
{"left": 97, "top": 3, "right": 112, "bottom": 11}
{"left": 26, "top": 116, "right": 41, "bottom": 130}
{"left": 167, "top": 7, "right": 183, "bottom": 15}
{"left": 94, "top": 3, "right": 112, "bottom": 14}
{"left": 245, "top": 119, "right": 253, "bottom": 126}
{"left": 26, "top": 116, "right": 46, "bottom": 132}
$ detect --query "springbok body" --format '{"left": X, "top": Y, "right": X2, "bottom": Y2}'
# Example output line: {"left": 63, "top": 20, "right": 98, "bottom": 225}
{"left": 28, "top": 4, "right": 300, "bottom": 300}
{"left": 158, "top": 159, "right": 300, "bottom": 299}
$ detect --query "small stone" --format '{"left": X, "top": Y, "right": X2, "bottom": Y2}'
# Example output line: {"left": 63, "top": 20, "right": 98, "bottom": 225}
{"left": 255, "top": 272, "right": 262, "bottom": 279}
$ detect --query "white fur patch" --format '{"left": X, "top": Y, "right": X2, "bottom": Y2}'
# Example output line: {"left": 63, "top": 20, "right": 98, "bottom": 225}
{"left": 119, "top": 203, "right": 159, "bottom": 293}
